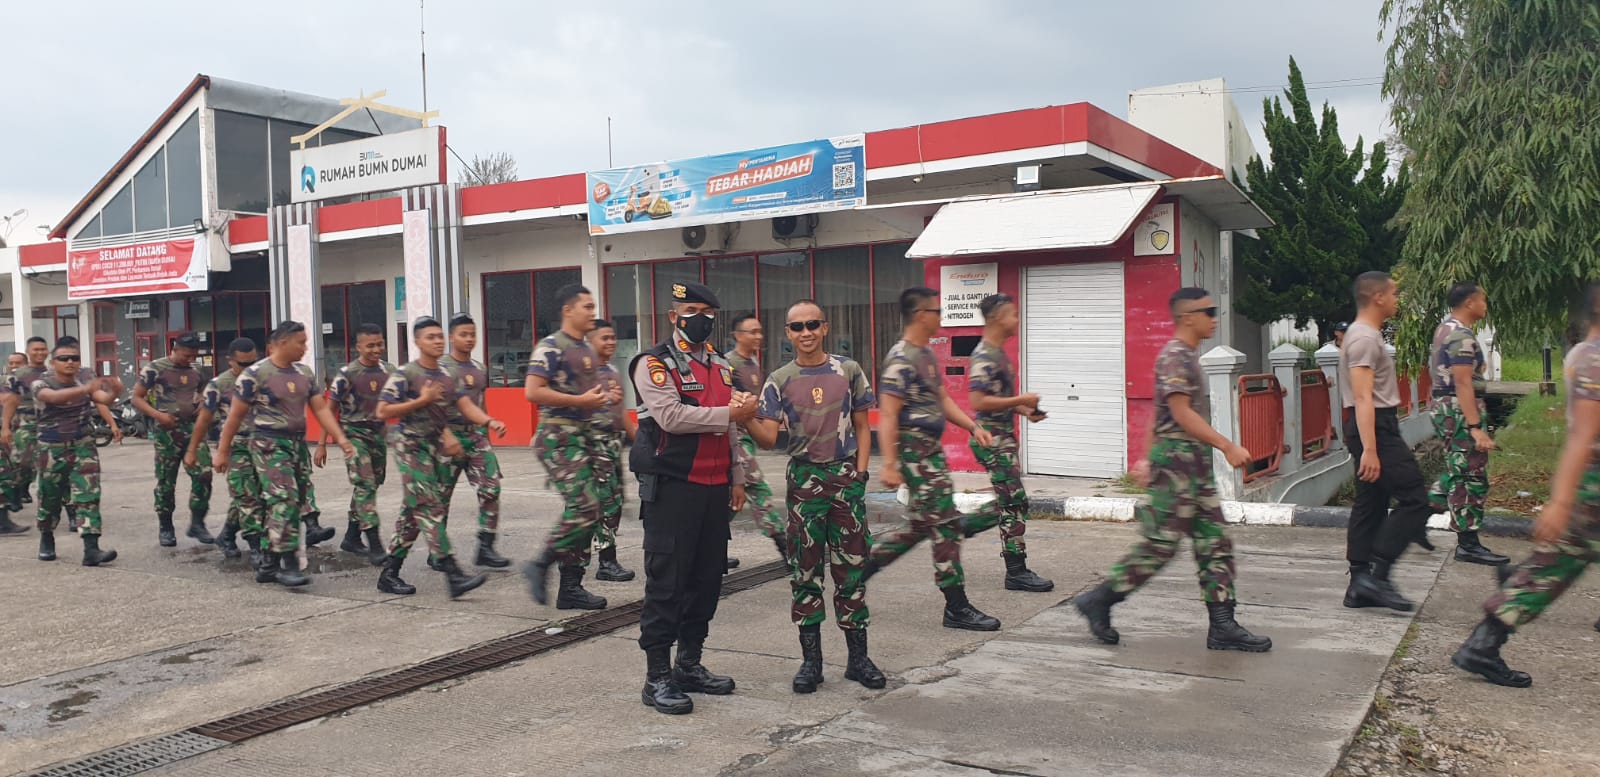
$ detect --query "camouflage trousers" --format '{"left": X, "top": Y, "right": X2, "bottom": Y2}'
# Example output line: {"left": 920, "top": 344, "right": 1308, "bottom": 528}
{"left": 786, "top": 458, "right": 871, "bottom": 630}
{"left": 535, "top": 421, "right": 600, "bottom": 567}
{"left": 388, "top": 434, "right": 453, "bottom": 560}
{"left": 342, "top": 425, "right": 387, "bottom": 530}
{"left": 248, "top": 436, "right": 311, "bottom": 553}
{"left": 220, "top": 437, "right": 265, "bottom": 540}
{"left": 37, "top": 438, "right": 101, "bottom": 535}
{"left": 152, "top": 420, "right": 213, "bottom": 515}
{"left": 1428, "top": 396, "right": 1489, "bottom": 533}
{"left": 1486, "top": 463, "right": 1600, "bottom": 630}
{"left": 1107, "top": 438, "right": 1237, "bottom": 603}
{"left": 737, "top": 434, "right": 784, "bottom": 541}
{"left": 592, "top": 431, "right": 627, "bottom": 553}
{"left": 869, "top": 429, "right": 1003, "bottom": 590}
{"left": 443, "top": 426, "right": 501, "bottom": 534}
{"left": 971, "top": 423, "right": 1030, "bottom": 555}
{"left": 10, "top": 422, "right": 39, "bottom": 500}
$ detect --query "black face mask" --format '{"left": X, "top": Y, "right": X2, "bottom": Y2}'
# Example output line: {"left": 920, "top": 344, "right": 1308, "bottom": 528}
{"left": 676, "top": 312, "right": 716, "bottom": 345}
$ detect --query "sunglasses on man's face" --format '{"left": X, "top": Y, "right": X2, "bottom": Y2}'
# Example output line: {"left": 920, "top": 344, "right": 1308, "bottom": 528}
{"left": 1185, "top": 306, "right": 1219, "bottom": 319}
{"left": 786, "top": 320, "right": 825, "bottom": 333}
{"left": 54, "top": 355, "right": 81, "bottom": 363}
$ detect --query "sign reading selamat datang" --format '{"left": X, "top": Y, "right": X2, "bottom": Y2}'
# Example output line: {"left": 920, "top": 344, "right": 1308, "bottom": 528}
{"left": 68, "top": 237, "right": 209, "bottom": 300}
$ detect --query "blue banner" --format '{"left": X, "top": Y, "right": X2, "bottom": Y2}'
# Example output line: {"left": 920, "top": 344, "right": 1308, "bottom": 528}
{"left": 586, "top": 135, "right": 866, "bottom": 235}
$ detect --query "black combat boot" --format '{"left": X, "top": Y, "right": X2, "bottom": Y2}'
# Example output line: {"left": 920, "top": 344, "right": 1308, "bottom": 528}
{"left": 1455, "top": 531, "right": 1511, "bottom": 566}
{"left": 215, "top": 520, "right": 242, "bottom": 560}
{"left": 941, "top": 585, "right": 1001, "bottom": 631}
{"left": 157, "top": 511, "right": 177, "bottom": 547}
{"left": 555, "top": 565, "right": 607, "bottom": 610}
{"left": 642, "top": 647, "right": 693, "bottom": 715}
{"left": 859, "top": 558, "right": 882, "bottom": 585}
{"left": 276, "top": 553, "right": 310, "bottom": 587}
{"left": 254, "top": 548, "right": 278, "bottom": 584}
{"left": 1205, "top": 601, "right": 1272, "bottom": 652}
{"left": 1344, "top": 562, "right": 1380, "bottom": 608}
{"left": 4, "top": 486, "right": 22, "bottom": 513}
{"left": 843, "top": 629, "right": 886, "bottom": 689}
{"left": 1349, "top": 558, "right": 1415, "bottom": 612}
{"left": 81, "top": 533, "right": 118, "bottom": 567}
{"left": 773, "top": 533, "right": 788, "bottom": 559}
{"left": 792, "top": 624, "right": 824, "bottom": 694}
{"left": 1495, "top": 561, "right": 1515, "bottom": 586}
{"left": 1074, "top": 581, "right": 1126, "bottom": 645}
{"left": 0, "top": 509, "right": 26, "bottom": 535}
{"left": 674, "top": 641, "right": 735, "bottom": 695}
{"left": 475, "top": 531, "right": 510, "bottom": 569}
{"left": 439, "top": 555, "right": 487, "bottom": 599}
{"left": 595, "top": 546, "right": 635, "bottom": 582}
{"left": 38, "top": 529, "right": 55, "bottom": 561}
{"left": 362, "top": 527, "right": 386, "bottom": 566}
{"left": 301, "top": 512, "right": 335, "bottom": 546}
{"left": 186, "top": 509, "right": 214, "bottom": 544}
{"left": 1415, "top": 527, "right": 1436, "bottom": 551}
{"left": 243, "top": 532, "right": 265, "bottom": 570}
{"left": 377, "top": 554, "right": 417, "bottom": 595}
{"left": 19, "top": 484, "right": 32, "bottom": 505}
{"left": 426, "top": 554, "right": 444, "bottom": 571}
{"left": 1002, "top": 552, "right": 1055, "bottom": 592}
{"left": 724, "top": 557, "right": 741, "bottom": 573}
{"left": 1452, "top": 616, "right": 1532, "bottom": 687}
{"left": 66, "top": 507, "right": 78, "bottom": 532}
{"left": 339, "top": 518, "right": 366, "bottom": 555}
{"left": 522, "top": 548, "right": 556, "bottom": 605}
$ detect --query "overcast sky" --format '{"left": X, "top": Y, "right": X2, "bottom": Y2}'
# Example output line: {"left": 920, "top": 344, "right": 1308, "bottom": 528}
{"left": 0, "top": 0, "right": 1393, "bottom": 244}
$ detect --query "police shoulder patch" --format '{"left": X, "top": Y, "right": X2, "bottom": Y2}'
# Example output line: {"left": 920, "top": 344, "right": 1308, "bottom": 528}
{"left": 721, "top": 368, "right": 733, "bottom": 385}
{"left": 646, "top": 357, "right": 670, "bottom": 387}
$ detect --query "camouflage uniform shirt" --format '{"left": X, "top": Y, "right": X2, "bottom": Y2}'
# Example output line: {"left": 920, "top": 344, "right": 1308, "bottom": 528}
{"left": 202, "top": 370, "right": 247, "bottom": 441}
{"left": 592, "top": 363, "right": 626, "bottom": 434}
{"left": 526, "top": 330, "right": 600, "bottom": 422}
{"left": 139, "top": 357, "right": 205, "bottom": 421}
{"left": 1151, "top": 338, "right": 1207, "bottom": 442}
{"left": 329, "top": 359, "right": 396, "bottom": 426}
{"left": 967, "top": 340, "right": 1017, "bottom": 427}
{"left": 380, "top": 361, "right": 463, "bottom": 439}
{"left": 443, "top": 355, "right": 488, "bottom": 429}
{"left": 1565, "top": 338, "right": 1600, "bottom": 456}
{"left": 1428, "top": 315, "right": 1486, "bottom": 396}
{"left": 5, "top": 365, "right": 48, "bottom": 420}
{"left": 727, "top": 350, "right": 764, "bottom": 394}
{"left": 880, "top": 339, "right": 946, "bottom": 437}
{"left": 235, "top": 360, "right": 322, "bottom": 435}
{"left": 33, "top": 373, "right": 95, "bottom": 443}
{"left": 758, "top": 355, "right": 876, "bottom": 463}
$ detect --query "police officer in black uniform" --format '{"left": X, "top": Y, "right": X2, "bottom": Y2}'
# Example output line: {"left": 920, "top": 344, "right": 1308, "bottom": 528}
{"left": 630, "top": 281, "right": 757, "bottom": 715}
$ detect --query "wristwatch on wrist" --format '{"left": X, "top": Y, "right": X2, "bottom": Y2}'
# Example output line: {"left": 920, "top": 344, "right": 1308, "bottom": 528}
{"left": 1467, "top": 422, "right": 1483, "bottom": 430}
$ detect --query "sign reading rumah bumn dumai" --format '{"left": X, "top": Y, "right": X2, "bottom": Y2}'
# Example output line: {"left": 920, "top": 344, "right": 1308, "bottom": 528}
{"left": 290, "top": 127, "right": 446, "bottom": 204}
{"left": 586, "top": 135, "right": 866, "bottom": 235}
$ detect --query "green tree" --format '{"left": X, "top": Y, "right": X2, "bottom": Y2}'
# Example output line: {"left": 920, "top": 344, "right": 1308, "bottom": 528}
{"left": 1382, "top": 0, "right": 1600, "bottom": 368}
{"left": 1235, "top": 58, "right": 1410, "bottom": 341}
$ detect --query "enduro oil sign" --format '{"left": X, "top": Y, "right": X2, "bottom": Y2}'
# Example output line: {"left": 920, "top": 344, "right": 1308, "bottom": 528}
{"left": 939, "top": 263, "right": 999, "bottom": 328}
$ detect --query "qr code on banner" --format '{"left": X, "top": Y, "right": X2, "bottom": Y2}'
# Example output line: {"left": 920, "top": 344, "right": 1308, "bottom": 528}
{"left": 832, "top": 162, "right": 857, "bottom": 191}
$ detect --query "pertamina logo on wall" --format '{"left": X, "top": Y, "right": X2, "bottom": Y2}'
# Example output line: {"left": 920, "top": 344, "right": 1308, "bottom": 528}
{"left": 289, "top": 126, "right": 446, "bottom": 203}
{"left": 68, "top": 238, "right": 209, "bottom": 300}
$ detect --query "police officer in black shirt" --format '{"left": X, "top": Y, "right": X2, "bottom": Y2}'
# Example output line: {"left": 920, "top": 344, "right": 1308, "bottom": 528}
{"left": 630, "top": 281, "right": 757, "bottom": 715}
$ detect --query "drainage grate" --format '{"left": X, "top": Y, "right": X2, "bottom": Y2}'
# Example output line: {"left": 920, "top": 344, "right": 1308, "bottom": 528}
{"left": 26, "top": 731, "right": 229, "bottom": 777}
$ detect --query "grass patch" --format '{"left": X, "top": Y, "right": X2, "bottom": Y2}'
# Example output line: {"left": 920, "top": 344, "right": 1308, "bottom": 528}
{"left": 1112, "top": 474, "right": 1147, "bottom": 495}
{"left": 1486, "top": 391, "right": 1564, "bottom": 512}
{"left": 1500, "top": 353, "right": 1551, "bottom": 383}
{"left": 1393, "top": 623, "right": 1420, "bottom": 660}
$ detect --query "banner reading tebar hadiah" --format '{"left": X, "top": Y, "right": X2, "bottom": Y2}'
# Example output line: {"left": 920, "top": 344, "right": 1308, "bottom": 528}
{"left": 586, "top": 135, "right": 866, "bottom": 235}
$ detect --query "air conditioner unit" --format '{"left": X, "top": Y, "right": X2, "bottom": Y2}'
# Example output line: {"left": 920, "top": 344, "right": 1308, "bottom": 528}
{"left": 681, "top": 223, "right": 733, "bottom": 254}
{"left": 772, "top": 214, "right": 818, "bottom": 241}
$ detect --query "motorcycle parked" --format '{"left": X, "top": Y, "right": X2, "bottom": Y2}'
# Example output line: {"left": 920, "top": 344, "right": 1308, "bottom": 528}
{"left": 114, "top": 398, "right": 149, "bottom": 440}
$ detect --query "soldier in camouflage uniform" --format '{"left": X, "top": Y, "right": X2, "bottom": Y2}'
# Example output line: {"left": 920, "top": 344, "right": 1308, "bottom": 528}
{"left": 967, "top": 293, "right": 1053, "bottom": 592}
{"left": 317, "top": 323, "right": 394, "bottom": 565}
{"left": 727, "top": 312, "right": 784, "bottom": 561}
{"left": 439, "top": 314, "right": 510, "bottom": 569}
{"left": 1426, "top": 282, "right": 1509, "bottom": 566}
{"left": 588, "top": 319, "right": 639, "bottom": 582}
{"left": 1075, "top": 288, "right": 1271, "bottom": 653}
{"left": 0, "top": 351, "right": 26, "bottom": 535}
{"left": 32, "top": 340, "right": 123, "bottom": 566}
{"left": 1453, "top": 284, "right": 1600, "bottom": 688}
{"left": 375, "top": 316, "right": 503, "bottom": 599}
{"left": 523, "top": 284, "right": 616, "bottom": 610}
{"left": 214, "top": 321, "right": 353, "bottom": 589}
{"left": 746, "top": 299, "right": 885, "bottom": 693}
{"left": 2, "top": 337, "right": 52, "bottom": 512}
{"left": 864, "top": 287, "right": 1009, "bottom": 631}
{"left": 186, "top": 338, "right": 264, "bottom": 564}
{"left": 133, "top": 332, "right": 215, "bottom": 547}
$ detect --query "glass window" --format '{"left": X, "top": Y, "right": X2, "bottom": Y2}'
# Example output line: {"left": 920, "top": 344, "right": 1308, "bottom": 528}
{"left": 102, "top": 183, "right": 134, "bottom": 237}
{"left": 703, "top": 256, "right": 754, "bottom": 353}
{"left": 652, "top": 260, "right": 701, "bottom": 351}
{"left": 93, "top": 303, "right": 116, "bottom": 336}
{"left": 94, "top": 340, "right": 117, "bottom": 378}
{"left": 214, "top": 110, "right": 270, "bottom": 214}
{"left": 348, "top": 282, "right": 386, "bottom": 333}
{"left": 240, "top": 293, "right": 268, "bottom": 356}
{"left": 320, "top": 285, "right": 347, "bottom": 377}
{"left": 533, "top": 268, "right": 582, "bottom": 342}
{"left": 133, "top": 147, "right": 168, "bottom": 232}
{"left": 56, "top": 306, "right": 81, "bottom": 344}
{"left": 166, "top": 112, "right": 203, "bottom": 229}
{"left": 604, "top": 264, "right": 648, "bottom": 407}
{"left": 190, "top": 296, "right": 214, "bottom": 337}
{"left": 757, "top": 252, "right": 810, "bottom": 368}
{"left": 167, "top": 298, "right": 187, "bottom": 333}
{"left": 270, "top": 119, "right": 315, "bottom": 208}
{"left": 814, "top": 246, "right": 873, "bottom": 378}
{"left": 75, "top": 213, "right": 102, "bottom": 242}
{"left": 215, "top": 293, "right": 240, "bottom": 341}
{"left": 484, "top": 272, "right": 532, "bottom": 388}
{"left": 319, "top": 128, "right": 369, "bottom": 147}
{"left": 135, "top": 300, "right": 161, "bottom": 334}
{"left": 872, "top": 242, "right": 923, "bottom": 386}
